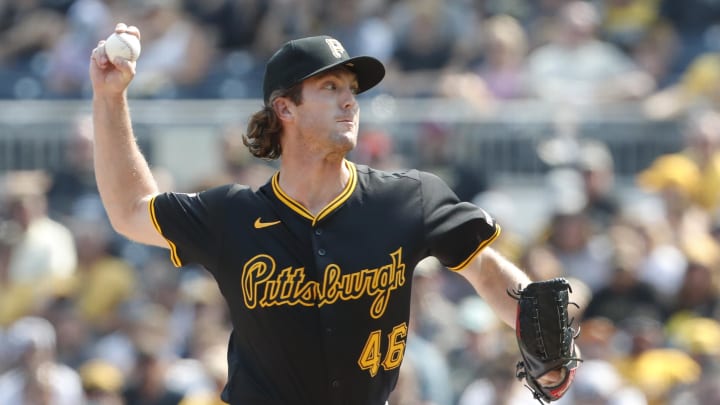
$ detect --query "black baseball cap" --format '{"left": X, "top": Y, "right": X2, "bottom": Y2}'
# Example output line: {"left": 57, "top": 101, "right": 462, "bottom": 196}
{"left": 262, "top": 35, "right": 385, "bottom": 105}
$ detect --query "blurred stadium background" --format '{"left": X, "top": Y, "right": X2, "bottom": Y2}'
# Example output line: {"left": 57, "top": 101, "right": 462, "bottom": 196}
{"left": 1, "top": 1, "right": 720, "bottom": 404}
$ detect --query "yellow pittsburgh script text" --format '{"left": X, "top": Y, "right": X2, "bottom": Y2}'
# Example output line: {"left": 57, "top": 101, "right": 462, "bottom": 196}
{"left": 242, "top": 249, "right": 406, "bottom": 319}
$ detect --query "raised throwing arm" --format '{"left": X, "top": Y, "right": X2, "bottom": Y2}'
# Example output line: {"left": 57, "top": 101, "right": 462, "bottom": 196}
{"left": 89, "top": 23, "right": 166, "bottom": 248}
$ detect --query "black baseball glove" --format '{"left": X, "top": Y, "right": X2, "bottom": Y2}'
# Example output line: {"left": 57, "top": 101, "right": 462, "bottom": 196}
{"left": 508, "top": 277, "right": 582, "bottom": 403}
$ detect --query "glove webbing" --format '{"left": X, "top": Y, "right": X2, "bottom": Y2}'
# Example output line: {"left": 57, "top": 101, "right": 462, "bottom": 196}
{"left": 508, "top": 281, "right": 583, "bottom": 404}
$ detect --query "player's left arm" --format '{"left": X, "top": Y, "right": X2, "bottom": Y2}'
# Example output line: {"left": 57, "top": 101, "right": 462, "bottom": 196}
{"left": 457, "top": 247, "right": 571, "bottom": 388}
{"left": 417, "top": 170, "right": 532, "bottom": 329}
{"left": 457, "top": 246, "right": 532, "bottom": 329}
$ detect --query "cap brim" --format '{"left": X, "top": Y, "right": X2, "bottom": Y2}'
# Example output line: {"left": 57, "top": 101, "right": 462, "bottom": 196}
{"left": 300, "top": 56, "right": 385, "bottom": 95}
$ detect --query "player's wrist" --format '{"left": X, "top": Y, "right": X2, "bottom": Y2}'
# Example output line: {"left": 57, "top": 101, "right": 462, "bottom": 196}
{"left": 93, "top": 91, "right": 128, "bottom": 105}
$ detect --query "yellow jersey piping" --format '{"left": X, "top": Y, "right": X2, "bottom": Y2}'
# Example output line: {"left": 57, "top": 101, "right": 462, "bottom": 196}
{"left": 271, "top": 160, "right": 357, "bottom": 226}
{"left": 149, "top": 195, "right": 183, "bottom": 267}
{"left": 448, "top": 225, "right": 502, "bottom": 271}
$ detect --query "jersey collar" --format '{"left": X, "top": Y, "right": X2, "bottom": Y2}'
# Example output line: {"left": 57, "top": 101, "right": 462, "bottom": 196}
{"left": 271, "top": 160, "right": 357, "bottom": 226}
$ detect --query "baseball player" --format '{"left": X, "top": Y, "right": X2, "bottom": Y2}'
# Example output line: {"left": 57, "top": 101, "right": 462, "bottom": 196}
{"left": 89, "top": 23, "right": 570, "bottom": 404}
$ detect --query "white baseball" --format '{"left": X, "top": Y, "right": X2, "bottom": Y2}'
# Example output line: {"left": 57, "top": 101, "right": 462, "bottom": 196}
{"left": 104, "top": 32, "right": 141, "bottom": 62}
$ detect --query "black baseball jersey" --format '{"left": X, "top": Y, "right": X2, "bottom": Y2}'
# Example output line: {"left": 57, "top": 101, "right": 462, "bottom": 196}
{"left": 149, "top": 161, "right": 500, "bottom": 405}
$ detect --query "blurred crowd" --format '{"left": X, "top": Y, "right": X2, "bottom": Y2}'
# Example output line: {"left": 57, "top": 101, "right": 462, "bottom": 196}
{"left": 1, "top": 108, "right": 720, "bottom": 405}
{"left": 0, "top": 0, "right": 719, "bottom": 118}
{"left": 2, "top": 1, "right": 720, "bottom": 405}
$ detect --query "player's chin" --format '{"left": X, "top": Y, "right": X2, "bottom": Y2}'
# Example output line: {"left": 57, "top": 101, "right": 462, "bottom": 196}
{"left": 332, "top": 131, "right": 357, "bottom": 153}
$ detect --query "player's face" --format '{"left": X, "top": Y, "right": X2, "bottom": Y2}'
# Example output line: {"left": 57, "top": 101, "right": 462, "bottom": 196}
{"left": 294, "top": 69, "right": 360, "bottom": 155}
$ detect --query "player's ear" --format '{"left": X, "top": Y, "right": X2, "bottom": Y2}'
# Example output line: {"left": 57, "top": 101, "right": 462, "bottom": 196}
{"left": 272, "top": 97, "right": 294, "bottom": 122}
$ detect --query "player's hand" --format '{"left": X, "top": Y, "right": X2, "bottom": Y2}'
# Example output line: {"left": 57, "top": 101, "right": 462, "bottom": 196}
{"left": 536, "top": 343, "right": 581, "bottom": 387}
{"left": 537, "top": 368, "right": 565, "bottom": 387}
{"left": 89, "top": 23, "right": 140, "bottom": 97}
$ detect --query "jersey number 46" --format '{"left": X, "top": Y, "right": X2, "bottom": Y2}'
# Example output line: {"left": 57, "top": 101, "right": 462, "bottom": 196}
{"left": 357, "top": 322, "right": 408, "bottom": 377}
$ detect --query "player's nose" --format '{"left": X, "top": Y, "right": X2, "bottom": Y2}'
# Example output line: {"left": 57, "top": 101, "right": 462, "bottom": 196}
{"left": 340, "top": 88, "right": 358, "bottom": 111}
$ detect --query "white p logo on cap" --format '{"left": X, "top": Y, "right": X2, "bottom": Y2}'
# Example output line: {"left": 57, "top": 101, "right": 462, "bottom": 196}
{"left": 325, "top": 38, "right": 346, "bottom": 58}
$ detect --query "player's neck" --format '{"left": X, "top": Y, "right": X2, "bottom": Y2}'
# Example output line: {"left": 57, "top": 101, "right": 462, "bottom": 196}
{"left": 278, "top": 157, "right": 350, "bottom": 215}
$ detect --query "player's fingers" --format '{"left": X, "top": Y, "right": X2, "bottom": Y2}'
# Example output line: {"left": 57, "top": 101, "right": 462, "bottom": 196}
{"left": 537, "top": 368, "right": 566, "bottom": 387}
{"left": 115, "top": 22, "right": 128, "bottom": 33}
{"left": 91, "top": 41, "right": 109, "bottom": 66}
{"left": 111, "top": 57, "right": 137, "bottom": 76}
{"left": 126, "top": 25, "right": 141, "bottom": 40}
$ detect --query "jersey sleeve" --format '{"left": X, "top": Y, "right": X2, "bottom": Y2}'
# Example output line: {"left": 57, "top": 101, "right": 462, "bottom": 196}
{"left": 420, "top": 171, "right": 500, "bottom": 271}
{"left": 150, "top": 184, "right": 240, "bottom": 269}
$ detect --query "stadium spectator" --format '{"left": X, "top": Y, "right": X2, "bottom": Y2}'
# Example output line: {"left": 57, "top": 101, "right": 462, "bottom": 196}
{"left": 613, "top": 316, "right": 702, "bottom": 404}
{"left": 671, "top": 257, "right": 720, "bottom": 320}
{"left": 190, "top": 123, "right": 276, "bottom": 192}
{"left": 122, "top": 344, "right": 185, "bottom": 405}
{"left": 637, "top": 109, "right": 720, "bottom": 213}
{"left": 123, "top": 0, "right": 216, "bottom": 98}
{"left": 538, "top": 204, "right": 614, "bottom": 293}
{"left": 78, "top": 358, "right": 126, "bottom": 405}
{"left": 568, "top": 359, "right": 649, "bottom": 404}
{"left": 46, "top": 114, "right": 99, "bottom": 221}
{"left": 659, "top": 0, "right": 720, "bottom": 80}
{"left": 383, "top": 0, "right": 466, "bottom": 97}
{"left": 644, "top": 51, "right": 720, "bottom": 118}
{"left": 64, "top": 217, "right": 136, "bottom": 331}
{"left": 0, "top": 316, "right": 86, "bottom": 404}
{"left": 526, "top": 1, "right": 655, "bottom": 104}
{"left": 0, "top": 1, "right": 67, "bottom": 98}
{"left": 322, "top": 0, "right": 395, "bottom": 65}
{"left": 575, "top": 140, "right": 621, "bottom": 232}
{"left": 183, "top": 0, "right": 267, "bottom": 52}
{"left": 470, "top": 14, "right": 531, "bottom": 101}
{"left": 446, "top": 296, "right": 507, "bottom": 403}
{"left": 0, "top": 171, "right": 77, "bottom": 326}
{"left": 44, "top": 0, "right": 114, "bottom": 97}
{"left": 1, "top": 170, "right": 77, "bottom": 284}
{"left": 582, "top": 223, "right": 669, "bottom": 324}
{"left": 598, "top": 0, "right": 662, "bottom": 54}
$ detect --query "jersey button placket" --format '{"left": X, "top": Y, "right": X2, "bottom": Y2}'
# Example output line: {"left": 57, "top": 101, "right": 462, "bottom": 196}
{"left": 312, "top": 223, "right": 342, "bottom": 399}
{"left": 313, "top": 226, "right": 326, "bottom": 257}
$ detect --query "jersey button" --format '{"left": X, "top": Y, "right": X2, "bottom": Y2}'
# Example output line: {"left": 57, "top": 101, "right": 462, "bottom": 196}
{"left": 331, "top": 380, "right": 341, "bottom": 389}
{"left": 318, "top": 248, "right": 326, "bottom": 256}
{"left": 325, "top": 327, "right": 333, "bottom": 334}
{"left": 314, "top": 228, "right": 323, "bottom": 236}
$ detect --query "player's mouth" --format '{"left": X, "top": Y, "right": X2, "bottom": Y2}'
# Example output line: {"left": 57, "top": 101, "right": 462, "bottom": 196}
{"left": 337, "top": 118, "right": 356, "bottom": 127}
